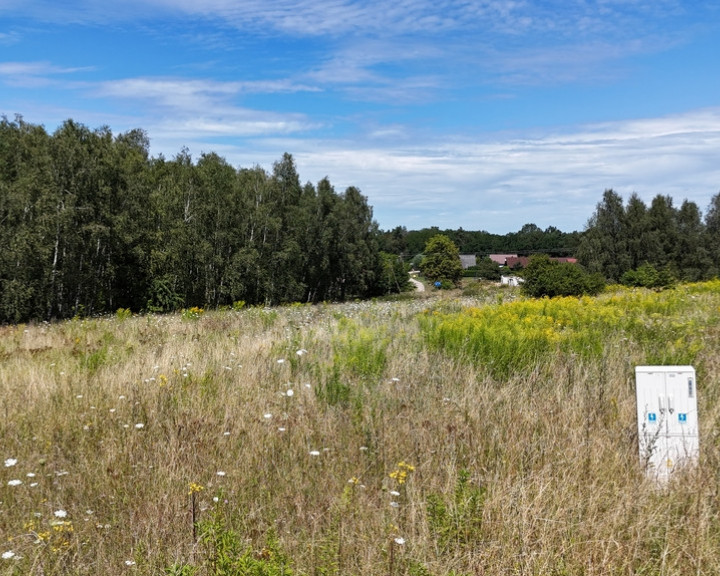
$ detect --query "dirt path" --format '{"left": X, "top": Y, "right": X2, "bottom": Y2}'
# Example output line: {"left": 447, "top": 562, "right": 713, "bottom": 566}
{"left": 409, "top": 277, "right": 425, "bottom": 292}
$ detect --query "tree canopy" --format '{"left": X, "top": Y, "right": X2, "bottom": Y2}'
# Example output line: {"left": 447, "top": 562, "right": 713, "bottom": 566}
{"left": 577, "top": 189, "right": 719, "bottom": 283}
{"left": 0, "top": 117, "right": 402, "bottom": 323}
{"left": 419, "top": 234, "right": 464, "bottom": 287}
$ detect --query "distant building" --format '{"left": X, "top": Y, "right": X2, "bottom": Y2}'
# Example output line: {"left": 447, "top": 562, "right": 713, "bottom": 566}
{"left": 501, "top": 275, "right": 524, "bottom": 286}
{"left": 506, "top": 256, "right": 530, "bottom": 269}
{"left": 489, "top": 254, "right": 518, "bottom": 266}
{"left": 459, "top": 254, "right": 477, "bottom": 269}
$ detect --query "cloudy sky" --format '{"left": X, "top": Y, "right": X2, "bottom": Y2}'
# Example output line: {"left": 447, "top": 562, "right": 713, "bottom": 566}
{"left": 1, "top": 0, "right": 719, "bottom": 233}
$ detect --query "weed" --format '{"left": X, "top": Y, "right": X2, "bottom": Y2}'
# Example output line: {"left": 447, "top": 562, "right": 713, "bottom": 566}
{"left": 2, "top": 283, "right": 720, "bottom": 575}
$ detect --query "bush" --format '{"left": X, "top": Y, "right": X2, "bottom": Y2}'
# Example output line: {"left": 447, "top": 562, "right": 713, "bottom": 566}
{"left": 621, "top": 263, "right": 675, "bottom": 289}
{"left": 522, "top": 254, "right": 605, "bottom": 298}
{"left": 467, "top": 257, "right": 502, "bottom": 281}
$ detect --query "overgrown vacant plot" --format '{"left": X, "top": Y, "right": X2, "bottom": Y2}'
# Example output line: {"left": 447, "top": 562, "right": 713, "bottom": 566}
{"left": 2, "top": 282, "right": 720, "bottom": 575}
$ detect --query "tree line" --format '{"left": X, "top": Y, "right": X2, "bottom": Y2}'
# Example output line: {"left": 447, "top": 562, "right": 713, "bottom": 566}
{"left": 379, "top": 223, "right": 581, "bottom": 259}
{"left": 0, "top": 116, "right": 407, "bottom": 323}
{"left": 3, "top": 115, "right": 718, "bottom": 323}
{"left": 576, "top": 189, "right": 720, "bottom": 283}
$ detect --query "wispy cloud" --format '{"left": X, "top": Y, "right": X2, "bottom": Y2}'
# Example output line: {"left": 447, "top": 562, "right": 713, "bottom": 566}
{"left": 92, "top": 76, "right": 320, "bottom": 139}
{"left": 2, "top": 0, "right": 705, "bottom": 40}
{"left": 0, "top": 30, "right": 21, "bottom": 45}
{"left": 3, "top": 1, "right": 711, "bottom": 98}
{"left": 221, "top": 107, "right": 720, "bottom": 232}
{"left": 96, "top": 76, "right": 318, "bottom": 104}
{"left": 0, "top": 61, "right": 93, "bottom": 87}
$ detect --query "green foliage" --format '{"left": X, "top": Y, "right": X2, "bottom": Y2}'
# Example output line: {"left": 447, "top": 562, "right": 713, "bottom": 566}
{"left": 426, "top": 469, "right": 485, "bottom": 553}
{"left": 466, "top": 257, "right": 502, "bottom": 281}
{"left": 332, "top": 319, "right": 388, "bottom": 380}
{"left": 419, "top": 235, "right": 463, "bottom": 286}
{"left": 0, "top": 118, "right": 386, "bottom": 323}
{"left": 578, "top": 189, "right": 715, "bottom": 283}
{"left": 404, "top": 224, "right": 580, "bottom": 257}
{"left": 196, "top": 518, "right": 293, "bottom": 576}
{"left": 165, "top": 564, "right": 197, "bottom": 576}
{"left": 374, "top": 251, "right": 411, "bottom": 295}
{"left": 316, "top": 365, "right": 353, "bottom": 407}
{"left": 621, "top": 263, "right": 675, "bottom": 289}
{"left": 115, "top": 307, "right": 132, "bottom": 320}
{"left": 522, "top": 254, "right": 605, "bottom": 298}
{"left": 421, "top": 283, "right": 711, "bottom": 378}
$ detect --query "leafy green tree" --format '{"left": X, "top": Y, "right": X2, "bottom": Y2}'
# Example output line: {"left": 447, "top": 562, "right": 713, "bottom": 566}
{"left": 522, "top": 254, "right": 605, "bottom": 298}
{"left": 419, "top": 234, "right": 463, "bottom": 286}
{"left": 705, "top": 192, "right": 720, "bottom": 277}
{"left": 378, "top": 225, "right": 408, "bottom": 255}
{"left": 328, "top": 185, "right": 379, "bottom": 300}
{"left": 0, "top": 116, "right": 55, "bottom": 322}
{"left": 576, "top": 189, "right": 631, "bottom": 281}
{"left": 625, "top": 193, "right": 651, "bottom": 270}
{"left": 373, "top": 252, "right": 410, "bottom": 295}
{"left": 645, "top": 194, "right": 678, "bottom": 270}
{"left": 673, "top": 199, "right": 710, "bottom": 281}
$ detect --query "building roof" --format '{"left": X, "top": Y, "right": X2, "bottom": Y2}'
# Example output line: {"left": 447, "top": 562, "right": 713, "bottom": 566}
{"left": 489, "top": 254, "right": 517, "bottom": 265}
{"left": 506, "top": 256, "right": 530, "bottom": 269}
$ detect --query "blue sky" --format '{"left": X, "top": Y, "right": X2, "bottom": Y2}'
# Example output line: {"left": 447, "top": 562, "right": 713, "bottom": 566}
{"left": 1, "top": 0, "right": 719, "bottom": 234}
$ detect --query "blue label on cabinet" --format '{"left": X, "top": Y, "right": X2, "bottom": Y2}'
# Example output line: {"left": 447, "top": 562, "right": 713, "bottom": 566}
{"left": 648, "top": 413, "right": 657, "bottom": 422}
{"left": 678, "top": 413, "right": 687, "bottom": 423}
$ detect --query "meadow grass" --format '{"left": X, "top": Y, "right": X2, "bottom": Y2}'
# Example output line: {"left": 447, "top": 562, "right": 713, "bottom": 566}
{"left": 2, "top": 283, "right": 720, "bottom": 575}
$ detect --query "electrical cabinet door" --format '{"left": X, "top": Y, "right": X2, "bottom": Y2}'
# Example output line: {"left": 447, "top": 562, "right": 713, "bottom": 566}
{"left": 636, "top": 368, "right": 664, "bottom": 468}
{"left": 635, "top": 366, "right": 698, "bottom": 480}
{"left": 663, "top": 369, "right": 698, "bottom": 438}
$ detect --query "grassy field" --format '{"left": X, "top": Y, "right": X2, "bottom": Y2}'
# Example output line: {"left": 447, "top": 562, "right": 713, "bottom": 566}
{"left": 2, "top": 281, "right": 720, "bottom": 575}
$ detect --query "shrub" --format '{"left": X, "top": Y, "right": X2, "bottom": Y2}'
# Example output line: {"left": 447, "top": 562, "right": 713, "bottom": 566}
{"left": 522, "top": 254, "right": 605, "bottom": 298}
{"left": 621, "top": 263, "right": 675, "bottom": 289}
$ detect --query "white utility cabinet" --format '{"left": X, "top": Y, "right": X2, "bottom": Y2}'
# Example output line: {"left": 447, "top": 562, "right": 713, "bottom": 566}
{"left": 635, "top": 365, "right": 699, "bottom": 479}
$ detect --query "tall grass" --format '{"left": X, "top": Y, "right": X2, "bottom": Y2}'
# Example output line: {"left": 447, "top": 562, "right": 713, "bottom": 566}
{"left": 1, "top": 284, "right": 720, "bottom": 575}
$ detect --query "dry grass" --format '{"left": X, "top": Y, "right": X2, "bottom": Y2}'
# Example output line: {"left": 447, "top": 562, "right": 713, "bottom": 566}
{"left": 2, "top": 284, "right": 720, "bottom": 575}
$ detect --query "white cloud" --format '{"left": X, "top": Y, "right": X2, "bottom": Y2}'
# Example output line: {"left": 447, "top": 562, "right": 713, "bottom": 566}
{"left": 0, "top": 61, "right": 93, "bottom": 87}
{"left": 2, "top": 0, "right": 704, "bottom": 41}
{"left": 0, "top": 31, "right": 21, "bottom": 45}
{"left": 96, "top": 77, "right": 318, "bottom": 105}
{"left": 92, "top": 76, "right": 319, "bottom": 138}
{"left": 209, "top": 107, "right": 720, "bottom": 232}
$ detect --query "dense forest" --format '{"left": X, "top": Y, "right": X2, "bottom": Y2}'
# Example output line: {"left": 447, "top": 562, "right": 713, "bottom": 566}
{"left": 577, "top": 189, "right": 720, "bottom": 282}
{"left": 2, "top": 116, "right": 719, "bottom": 323}
{"left": 379, "top": 223, "right": 581, "bottom": 258}
{"left": 0, "top": 116, "right": 406, "bottom": 323}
